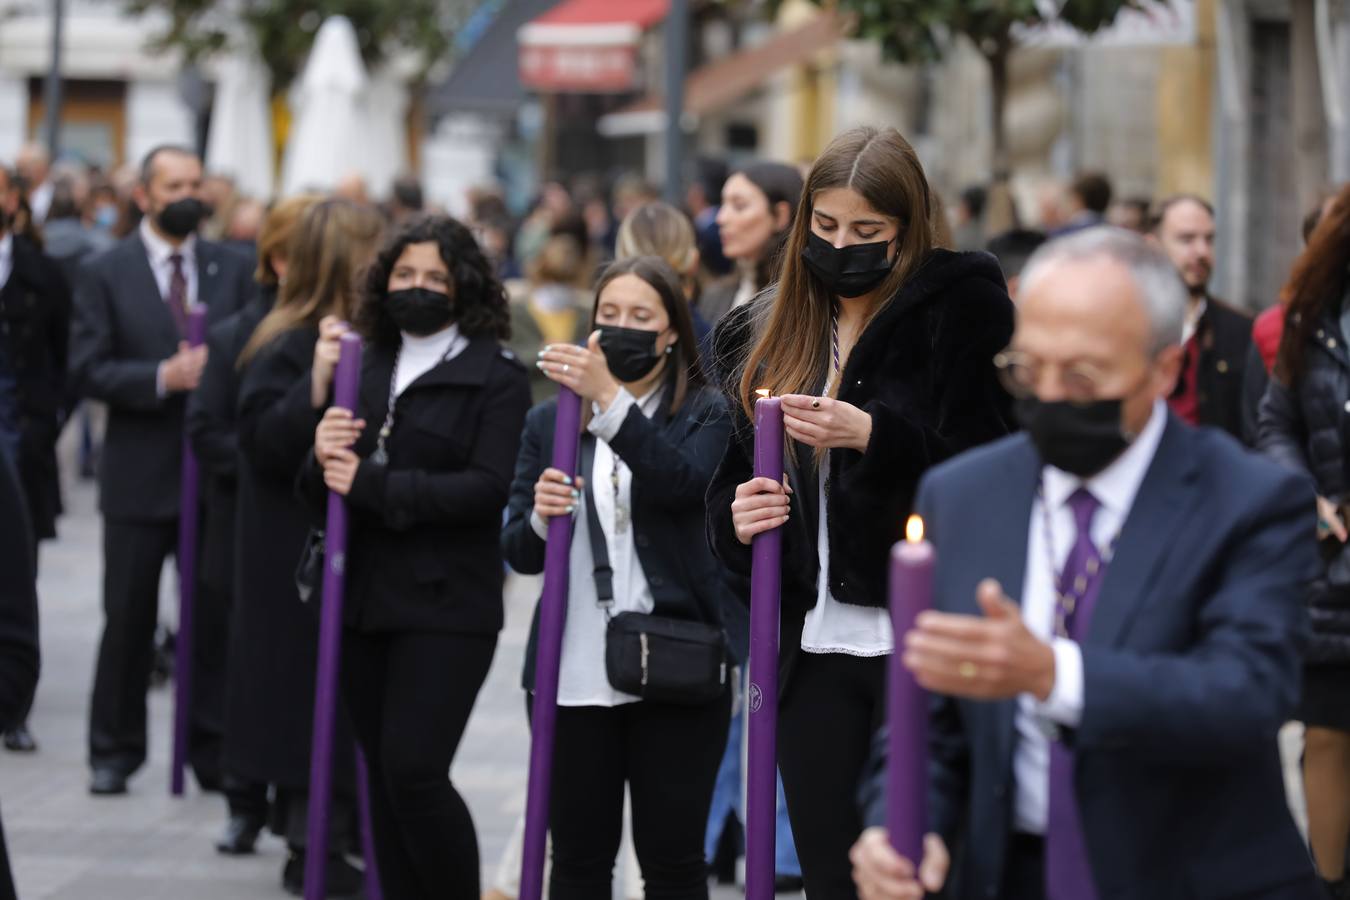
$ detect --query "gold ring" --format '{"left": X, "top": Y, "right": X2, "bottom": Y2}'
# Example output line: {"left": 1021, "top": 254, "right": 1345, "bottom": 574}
{"left": 958, "top": 661, "right": 979, "bottom": 680}
{"left": 811, "top": 399, "right": 821, "bottom": 409}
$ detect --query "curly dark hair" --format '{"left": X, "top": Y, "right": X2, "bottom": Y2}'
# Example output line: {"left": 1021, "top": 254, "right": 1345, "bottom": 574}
{"left": 355, "top": 214, "right": 511, "bottom": 346}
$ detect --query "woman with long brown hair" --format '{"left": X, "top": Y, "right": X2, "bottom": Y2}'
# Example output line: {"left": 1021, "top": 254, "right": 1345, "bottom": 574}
{"left": 707, "top": 126, "right": 1014, "bottom": 896}
{"left": 1258, "top": 182, "right": 1350, "bottom": 898}
{"left": 233, "top": 197, "right": 384, "bottom": 895}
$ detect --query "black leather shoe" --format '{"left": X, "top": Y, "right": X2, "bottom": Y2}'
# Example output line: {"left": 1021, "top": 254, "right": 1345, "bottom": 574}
{"left": 775, "top": 874, "right": 805, "bottom": 894}
{"left": 282, "top": 850, "right": 364, "bottom": 898}
{"left": 215, "top": 814, "right": 263, "bottom": 855}
{"left": 90, "top": 768, "right": 128, "bottom": 796}
{"left": 3, "top": 724, "right": 36, "bottom": 752}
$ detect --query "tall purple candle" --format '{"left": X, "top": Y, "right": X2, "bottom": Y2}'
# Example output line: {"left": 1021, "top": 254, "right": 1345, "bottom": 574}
{"left": 170, "top": 305, "right": 209, "bottom": 796}
{"left": 304, "top": 331, "right": 364, "bottom": 900}
{"left": 519, "top": 386, "right": 583, "bottom": 900}
{"left": 887, "top": 515, "right": 933, "bottom": 864}
{"left": 746, "top": 392, "right": 784, "bottom": 900}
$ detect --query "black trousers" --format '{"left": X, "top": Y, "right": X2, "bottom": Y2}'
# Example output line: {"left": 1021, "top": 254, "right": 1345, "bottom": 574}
{"left": 778, "top": 652, "right": 887, "bottom": 900}
{"left": 88, "top": 517, "right": 226, "bottom": 784}
{"left": 342, "top": 629, "right": 496, "bottom": 900}
{"left": 1002, "top": 834, "right": 1046, "bottom": 900}
{"left": 543, "top": 691, "right": 731, "bottom": 900}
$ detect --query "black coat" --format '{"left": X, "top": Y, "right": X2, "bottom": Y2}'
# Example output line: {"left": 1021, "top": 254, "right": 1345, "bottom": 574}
{"left": 0, "top": 235, "right": 71, "bottom": 538}
{"left": 1259, "top": 307, "right": 1350, "bottom": 663}
{"left": 185, "top": 292, "right": 272, "bottom": 595}
{"left": 69, "top": 233, "right": 253, "bottom": 521}
{"left": 0, "top": 452, "right": 38, "bottom": 900}
{"left": 504, "top": 384, "right": 737, "bottom": 690}
{"left": 298, "top": 335, "right": 532, "bottom": 634}
{"left": 1182, "top": 298, "right": 1254, "bottom": 441}
{"left": 706, "top": 249, "right": 1015, "bottom": 688}
{"left": 232, "top": 325, "right": 351, "bottom": 790}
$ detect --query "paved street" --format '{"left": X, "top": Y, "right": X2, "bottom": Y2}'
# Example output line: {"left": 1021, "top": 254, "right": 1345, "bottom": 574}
{"left": 0, "top": 468, "right": 751, "bottom": 899}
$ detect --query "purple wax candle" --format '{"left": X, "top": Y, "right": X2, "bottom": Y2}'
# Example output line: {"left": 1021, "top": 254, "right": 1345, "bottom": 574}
{"left": 170, "top": 305, "right": 209, "bottom": 797}
{"left": 519, "top": 386, "right": 583, "bottom": 900}
{"left": 887, "top": 515, "right": 933, "bottom": 864}
{"left": 746, "top": 392, "right": 784, "bottom": 900}
{"left": 304, "top": 330, "right": 364, "bottom": 900}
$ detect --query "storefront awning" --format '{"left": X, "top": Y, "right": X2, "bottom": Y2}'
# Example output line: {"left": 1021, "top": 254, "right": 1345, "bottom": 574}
{"left": 518, "top": 0, "right": 669, "bottom": 92}
{"left": 597, "top": 12, "right": 845, "bottom": 136}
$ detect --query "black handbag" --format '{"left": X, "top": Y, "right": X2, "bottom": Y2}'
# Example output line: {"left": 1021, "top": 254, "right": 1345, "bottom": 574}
{"left": 580, "top": 437, "right": 728, "bottom": 706}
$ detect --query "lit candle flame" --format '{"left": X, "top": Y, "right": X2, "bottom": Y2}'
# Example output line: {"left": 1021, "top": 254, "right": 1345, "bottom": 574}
{"left": 755, "top": 388, "right": 770, "bottom": 398}
{"left": 906, "top": 515, "right": 924, "bottom": 544}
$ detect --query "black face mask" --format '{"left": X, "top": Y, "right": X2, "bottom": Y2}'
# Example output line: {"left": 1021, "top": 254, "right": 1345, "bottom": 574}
{"left": 387, "top": 288, "right": 455, "bottom": 336}
{"left": 156, "top": 198, "right": 207, "bottom": 239}
{"left": 1015, "top": 395, "right": 1136, "bottom": 478}
{"left": 598, "top": 325, "right": 667, "bottom": 383}
{"left": 802, "top": 230, "right": 896, "bottom": 298}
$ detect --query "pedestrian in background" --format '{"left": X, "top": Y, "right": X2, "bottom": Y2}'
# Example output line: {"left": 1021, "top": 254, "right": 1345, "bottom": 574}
{"left": 1258, "top": 181, "right": 1350, "bottom": 899}
{"left": 302, "top": 215, "right": 530, "bottom": 900}
{"left": 506, "top": 233, "right": 592, "bottom": 403}
{"left": 505, "top": 256, "right": 732, "bottom": 899}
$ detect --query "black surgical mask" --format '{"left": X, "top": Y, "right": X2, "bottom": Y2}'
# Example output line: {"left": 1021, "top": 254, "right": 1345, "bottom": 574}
{"left": 156, "top": 198, "right": 207, "bottom": 239}
{"left": 598, "top": 325, "right": 667, "bottom": 383}
{"left": 802, "top": 230, "right": 896, "bottom": 298}
{"left": 1015, "top": 396, "right": 1136, "bottom": 478}
{"left": 387, "top": 288, "right": 455, "bottom": 336}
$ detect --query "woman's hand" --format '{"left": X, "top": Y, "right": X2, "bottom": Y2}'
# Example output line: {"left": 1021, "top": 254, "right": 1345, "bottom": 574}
{"left": 322, "top": 449, "right": 360, "bottom": 496}
{"left": 534, "top": 468, "right": 585, "bottom": 520}
{"left": 731, "top": 476, "right": 793, "bottom": 545}
{"left": 850, "top": 829, "right": 948, "bottom": 900}
{"left": 315, "top": 407, "right": 365, "bottom": 464}
{"left": 311, "top": 315, "right": 348, "bottom": 408}
{"left": 781, "top": 394, "right": 873, "bottom": 452}
{"left": 1318, "top": 495, "right": 1348, "bottom": 542}
{"left": 537, "top": 332, "right": 621, "bottom": 410}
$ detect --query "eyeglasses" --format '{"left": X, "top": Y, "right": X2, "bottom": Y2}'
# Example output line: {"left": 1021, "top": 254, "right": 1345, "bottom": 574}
{"left": 993, "top": 350, "right": 1111, "bottom": 405}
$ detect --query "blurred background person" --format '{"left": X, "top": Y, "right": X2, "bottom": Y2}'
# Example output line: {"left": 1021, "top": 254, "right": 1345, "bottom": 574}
{"left": 14, "top": 144, "right": 52, "bottom": 225}
{"left": 950, "top": 184, "right": 988, "bottom": 251}
{"left": 506, "top": 233, "right": 593, "bottom": 403}
{"left": 1108, "top": 195, "right": 1153, "bottom": 233}
{"left": 41, "top": 179, "right": 112, "bottom": 287}
{"left": 387, "top": 175, "right": 425, "bottom": 226}
{"left": 1258, "top": 181, "right": 1350, "bottom": 898}
{"left": 615, "top": 201, "right": 712, "bottom": 343}
{"left": 688, "top": 157, "right": 732, "bottom": 278}
{"left": 1051, "top": 170, "right": 1112, "bottom": 236}
{"left": 986, "top": 228, "right": 1048, "bottom": 297}
{"left": 199, "top": 174, "right": 238, "bottom": 242}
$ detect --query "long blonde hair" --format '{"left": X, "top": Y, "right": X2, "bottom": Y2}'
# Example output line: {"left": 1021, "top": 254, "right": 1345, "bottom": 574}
{"left": 615, "top": 201, "right": 701, "bottom": 302}
{"left": 254, "top": 194, "right": 322, "bottom": 287}
{"left": 735, "top": 127, "right": 941, "bottom": 422}
{"left": 239, "top": 198, "right": 385, "bottom": 366}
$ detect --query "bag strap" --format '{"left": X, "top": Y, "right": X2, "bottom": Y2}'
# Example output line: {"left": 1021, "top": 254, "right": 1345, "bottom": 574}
{"left": 578, "top": 434, "right": 615, "bottom": 611}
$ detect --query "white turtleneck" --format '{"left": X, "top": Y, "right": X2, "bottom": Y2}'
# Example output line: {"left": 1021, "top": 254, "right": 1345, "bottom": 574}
{"left": 395, "top": 324, "right": 468, "bottom": 396}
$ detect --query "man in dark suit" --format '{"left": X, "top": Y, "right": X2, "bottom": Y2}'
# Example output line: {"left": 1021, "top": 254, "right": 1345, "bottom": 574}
{"left": 0, "top": 162, "right": 71, "bottom": 753}
{"left": 1149, "top": 195, "right": 1253, "bottom": 443}
{"left": 69, "top": 145, "right": 252, "bottom": 795}
{"left": 851, "top": 228, "right": 1319, "bottom": 900}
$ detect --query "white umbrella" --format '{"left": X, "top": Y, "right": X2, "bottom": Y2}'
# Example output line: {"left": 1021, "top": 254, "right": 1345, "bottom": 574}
{"left": 362, "top": 69, "right": 410, "bottom": 201}
{"left": 205, "top": 50, "right": 276, "bottom": 200}
{"left": 280, "top": 16, "right": 370, "bottom": 196}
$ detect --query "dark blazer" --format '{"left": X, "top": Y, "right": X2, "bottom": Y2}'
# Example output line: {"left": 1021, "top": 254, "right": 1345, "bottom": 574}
{"left": 697, "top": 276, "right": 742, "bottom": 330}
{"left": 299, "top": 335, "right": 532, "bottom": 635}
{"left": 861, "top": 417, "right": 1318, "bottom": 900}
{"left": 0, "top": 234, "right": 71, "bottom": 538}
{"left": 504, "top": 383, "right": 736, "bottom": 689}
{"left": 69, "top": 233, "right": 253, "bottom": 521}
{"left": 185, "top": 292, "right": 271, "bottom": 595}
{"left": 1188, "top": 298, "right": 1253, "bottom": 442}
{"left": 706, "top": 249, "right": 1015, "bottom": 688}
{"left": 0, "top": 452, "right": 38, "bottom": 900}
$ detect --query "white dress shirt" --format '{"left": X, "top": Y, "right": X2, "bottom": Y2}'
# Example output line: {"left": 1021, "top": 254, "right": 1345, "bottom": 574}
{"left": 531, "top": 385, "right": 662, "bottom": 707}
{"left": 1012, "top": 399, "right": 1167, "bottom": 834}
{"left": 393, "top": 325, "right": 468, "bottom": 396}
{"left": 0, "top": 233, "right": 12, "bottom": 290}
{"left": 140, "top": 217, "right": 199, "bottom": 309}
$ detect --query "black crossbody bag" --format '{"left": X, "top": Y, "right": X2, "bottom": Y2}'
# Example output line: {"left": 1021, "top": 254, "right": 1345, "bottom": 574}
{"left": 580, "top": 436, "right": 728, "bottom": 706}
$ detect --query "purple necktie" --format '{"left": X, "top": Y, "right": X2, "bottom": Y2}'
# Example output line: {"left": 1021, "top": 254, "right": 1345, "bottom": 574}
{"left": 1045, "top": 487, "right": 1104, "bottom": 900}
{"left": 166, "top": 253, "right": 188, "bottom": 337}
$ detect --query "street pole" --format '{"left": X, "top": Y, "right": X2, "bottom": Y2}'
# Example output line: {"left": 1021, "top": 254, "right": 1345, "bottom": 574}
{"left": 42, "top": 0, "right": 65, "bottom": 158}
{"left": 663, "top": 0, "right": 688, "bottom": 206}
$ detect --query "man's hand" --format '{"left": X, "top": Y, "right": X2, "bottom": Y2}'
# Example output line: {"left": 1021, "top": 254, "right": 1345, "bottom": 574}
{"left": 904, "top": 579, "right": 1057, "bottom": 701}
{"left": 161, "top": 341, "right": 208, "bottom": 393}
{"left": 851, "top": 828, "right": 948, "bottom": 900}
{"left": 322, "top": 449, "right": 360, "bottom": 496}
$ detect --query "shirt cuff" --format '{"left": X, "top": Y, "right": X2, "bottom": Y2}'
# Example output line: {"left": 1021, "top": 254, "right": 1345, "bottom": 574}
{"left": 1037, "top": 638, "right": 1084, "bottom": 728}
{"left": 156, "top": 361, "right": 168, "bottom": 398}
{"left": 587, "top": 387, "right": 636, "bottom": 443}
{"left": 530, "top": 510, "right": 550, "bottom": 541}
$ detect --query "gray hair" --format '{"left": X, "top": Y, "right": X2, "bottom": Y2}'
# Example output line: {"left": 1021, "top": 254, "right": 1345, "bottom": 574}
{"left": 1018, "top": 226, "right": 1187, "bottom": 354}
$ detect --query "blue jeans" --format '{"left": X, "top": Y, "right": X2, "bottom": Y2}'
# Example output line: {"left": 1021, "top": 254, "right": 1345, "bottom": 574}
{"left": 704, "top": 675, "right": 800, "bottom": 877}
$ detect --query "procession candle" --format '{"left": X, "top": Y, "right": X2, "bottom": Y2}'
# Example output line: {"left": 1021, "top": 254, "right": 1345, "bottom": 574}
{"left": 304, "top": 330, "right": 363, "bottom": 900}
{"left": 519, "top": 386, "right": 583, "bottom": 900}
{"left": 887, "top": 515, "right": 933, "bottom": 864}
{"left": 746, "top": 390, "right": 784, "bottom": 900}
{"left": 170, "top": 305, "right": 209, "bottom": 797}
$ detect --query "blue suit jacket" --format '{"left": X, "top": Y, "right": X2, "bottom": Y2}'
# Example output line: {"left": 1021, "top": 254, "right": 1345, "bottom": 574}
{"left": 865, "top": 415, "right": 1321, "bottom": 900}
